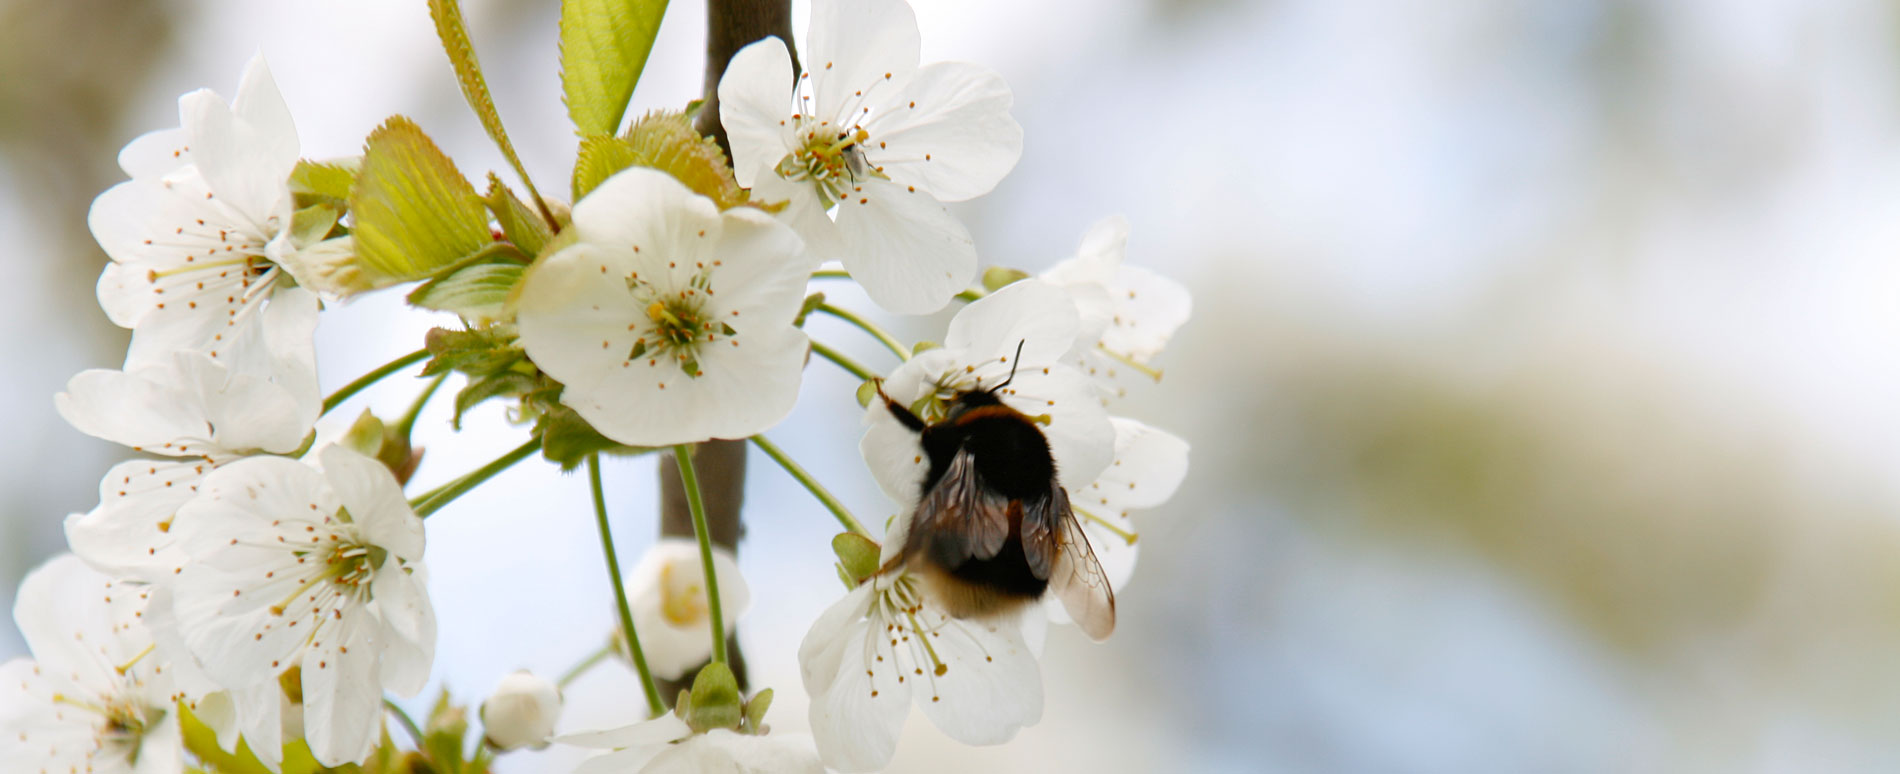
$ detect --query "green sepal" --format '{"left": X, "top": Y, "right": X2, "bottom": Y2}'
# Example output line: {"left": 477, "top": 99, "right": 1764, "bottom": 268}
{"left": 423, "top": 326, "right": 526, "bottom": 379}
{"left": 910, "top": 340, "right": 940, "bottom": 356}
{"left": 685, "top": 662, "right": 743, "bottom": 733}
{"left": 422, "top": 689, "right": 470, "bottom": 773}
{"left": 341, "top": 409, "right": 387, "bottom": 459}
{"left": 560, "top": 0, "right": 669, "bottom": 137}
{"left": 350, "top": 116, "right": 494, "bottom": 283}
{"left": 741, "top": 687, "right": 773, "bottom": 734}
{"left": 453, "top": 371, "right": 537, "bottom": 430}
{"left": 408, "top": 261, "right": 526, "bottom": 324}
{"left": 834, "top": 562, "right": 856, "bottom": 590}
{"left": 832, "top": 532, "right": 880, "bottom": 584}
{"left": 482, "top": 173, "right": 551, "bottom": 258}
{"left": 289, "top": 158, "right": 359, "bottom": 207}
{"left": 794, "top": 291, "right": 826, "bottom": 327}
{"left": 855, "top": 378, "right": 880, "bottom": 409}
{"left": 537, "top": 402, "right": 658, "bottom": 471}
{"left": 981, "top": 266, "right": 1030, "bottom": 293}
{"left": 289, "top": 203, "right": 342, "bottom": 247}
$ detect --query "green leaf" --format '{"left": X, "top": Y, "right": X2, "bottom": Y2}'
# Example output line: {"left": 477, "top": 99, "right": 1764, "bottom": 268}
{"left": 483, "top": 173, "right": 552, "bottom": 258}
{"left": 350, "top": 116, "right": 493, "bottom": 283}
{"left": 571, "top": 110, "right": 746, "bottom": 207}
{"left": 685, "top": 662, "right": 743, "bottom": 732}
{"left": 422, "top": 689, "right": 469, "bottom": 773}
{"left": 537, "top": 403, "right": 657, "bottom": 470}
{"left": 289, "top": 158, "right": 359, "bottom": 205}
{"left": 427, "top": 0, "right": 551, "bottom": 219}
{"left": 560, "top": 0, "right": 670, "bottom": 137}
{"left": 831, "top": 532, "right": 880, "bottom": 583}
{"left": 289, "top": 203, "right": 341, "bottom": 246}
{"left": 408, "top": 261, "right": 526, "bottom": 324}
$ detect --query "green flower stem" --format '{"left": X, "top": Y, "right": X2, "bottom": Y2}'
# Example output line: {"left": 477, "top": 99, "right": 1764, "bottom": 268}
{"left": 410, "top": 437, "right": 541, "bottom": 518}
{"left": 810, "top": 340, "right": 879, "bottom": 381}
{"left": 557, "top": 642, "right": 615, "bottom": 690}
{"left": 810, "top": 269, "right": 852, "bottom": 281}
{"left": 393, "top": 373, "right": 448, "bottom": 441}
{"left": 322, "top": 348, "right": 430, "bottom": 415}
{"left": 588, "top": 454, "right": 666, "bottom": 717}
{"left": 672, "top": 444, "right": 727, "bottom": 665}
{"left": 382, "top": 698, "right": 425, "bottom": 747}
{"left": 750, "top": 435, "right": 870, "bottom": 538}
{"left": 815, "top": 302, "right": 909, "bottom": 361}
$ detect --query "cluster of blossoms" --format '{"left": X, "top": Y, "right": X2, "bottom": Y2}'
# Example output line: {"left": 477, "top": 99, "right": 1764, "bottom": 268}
{"left": 3, "top": 0, "right": 1190, "bottom": 772}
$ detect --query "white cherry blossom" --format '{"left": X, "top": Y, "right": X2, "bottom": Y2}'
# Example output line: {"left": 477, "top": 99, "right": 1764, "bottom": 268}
{"left": 480, "top": 670, "right": 561, "bottom": 751}
{"left": 0, "top": 555, "right": 182, "bottom": 774}
{"left": 89, "top": 53, "right": 320, "bottom": 376}
{"left": 56, "top": 347, "right": 317, "bottom": 582}
{"left": 719, "top": 0, "right": 1022, "bottom": 314}
{"left": 156, "top": 446, "right": 434, "bottom": 767}
{"left": 561, "top": 712, "right": 824, "bottom": 774}
{"left": 623, "top": 540, "right": 751, "bottom": 681}
{"left": 800, "top": 548, "right": 1043, "bottom": 773}
{"left": 1039, "top": 217, "right": 1193, "bottom": 403}
{"left": 859, "top": 279, "right": 1114, "bottom": 508}
{"left": 516, "top": 167, "right": 813, "bottom": 446}
{"left": 1049, "top": 417, "right": 1189, "bottom": 624}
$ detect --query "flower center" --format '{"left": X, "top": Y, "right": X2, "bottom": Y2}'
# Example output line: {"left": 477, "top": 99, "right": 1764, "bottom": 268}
{"left": 658, "top": 561, "right": 710, "bottom": 626}
{"left": 777, "top": 125, "right": 880, "bottom": 208}
{"left": 625, "top": 271, "right": 735, "bottom": 379}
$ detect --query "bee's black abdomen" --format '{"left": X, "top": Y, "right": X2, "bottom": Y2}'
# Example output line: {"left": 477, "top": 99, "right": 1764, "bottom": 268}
{"left": 926, "top": 522, "right": 1049, "bottom": 600}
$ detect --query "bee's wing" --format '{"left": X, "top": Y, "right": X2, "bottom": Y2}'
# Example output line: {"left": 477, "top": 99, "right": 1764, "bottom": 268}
{"left": 905, "top": 448, "right": 1012, "bottom": 566}
{"left": 1024, "top": 486, "right": 1117, "bottom": 641}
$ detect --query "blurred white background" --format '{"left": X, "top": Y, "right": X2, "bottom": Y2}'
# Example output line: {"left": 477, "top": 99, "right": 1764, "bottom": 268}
{"left": 10, "top": 0, "right": 1900, "bottom": 771}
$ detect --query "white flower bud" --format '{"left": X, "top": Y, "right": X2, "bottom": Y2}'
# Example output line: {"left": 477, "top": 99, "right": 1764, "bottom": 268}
{"left": 625, "top": 540, "right": 752, "bottom": 681}
{"left": 480, "top": 670, "right": 562, "bottom": 752}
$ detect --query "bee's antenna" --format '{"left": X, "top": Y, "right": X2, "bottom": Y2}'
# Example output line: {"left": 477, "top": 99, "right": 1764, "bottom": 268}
{"left": 992, "top": 340, "right": 1027, "bottom": 393}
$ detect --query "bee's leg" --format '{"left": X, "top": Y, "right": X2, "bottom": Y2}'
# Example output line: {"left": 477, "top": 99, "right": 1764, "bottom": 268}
{"left": 874, "top": 378, "right": 928, "bottom": 435}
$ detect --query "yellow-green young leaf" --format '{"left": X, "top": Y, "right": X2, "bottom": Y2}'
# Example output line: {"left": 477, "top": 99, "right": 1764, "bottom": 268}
{"left": 560, "top": 0, "right": 670, "bottom": 137}
{"left": 428, "top": 0, "right": 550, "bottom": 217}
{"left": 625, "top": 110, "right": 747, "bottom": 208}
{"left": 408, "top": 262, "right": 525, "bottom": 323}
{"left": 483, "top": 173, "right": 551, "bottom": 257}
{"left": 571, "top": 135, "right": 641, "bottom": 201}
{"left": 350, "top": 116, "right": 492, "bottom": 282}
{"left": 289, "top": 158, "right": 359, "bottom": 204}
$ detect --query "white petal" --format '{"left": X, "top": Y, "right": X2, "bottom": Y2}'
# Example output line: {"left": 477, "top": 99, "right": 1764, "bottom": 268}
{"left": 718, "top": 36, "right": 797, "bottom": 188}
{"left": 319, "top": 445, "right": 422, "bottom": 561}
{"left": 806, "top": 0, "right": 921, "bottom": 124}
{"left": 183, "top": 84, "right": 294, "bottom": 236}
{"left": 259, "top": 285, "right": 322, "bottom": 421}
{"left": 834, "top": 178, "right": 973, "bottom": 314}
{"left": 911, "top": 607, "right": 1044, "bottom": 746}
{"left": 229, "top": 679, "right": 284, "bottom": 772}
{"left": 300, "top": 613, "right": 381, "bottom": 767}
{"left": 700, "top": 205, "right": 815, "bottom": 322}
{"left": 370, "top": 563, "right": 436, "bottom": 697}
{"left": 1098, "top": 264, "right": 1193, "bottom": 362}
{"left": 55, "top": 367, "right": 208, "bottom": 453}
{"left": 230, "top": 54, "right": 299, "bottom": 174}
{"left": 857, "top": 349, "right": 959, "bottom": 509}
{"left": 132, "top": 712, "right": 184, "bottom": 774}
{"left": 118, "top": 126, "right": 192, "bottom": 179}
{"left": 556, "top": 711, "right": 691, "bottom": 749}
{"left": 570, "top": 167, "right": 724, "bottom": 259}
{"left": 752, "top": 170, "right": 843, "bottom": 259}
{"left": 66, "top": 458, "right": 205, "bottom": 580}
{"left": 867, "top": 61, "right": 1021, "bottom": 202}
{"left": 945, "top": 279, "right": 1079, "bottom": 366}
{"left": 12, "top": 555, "right": 148, "bottom": 694}
{"left": 800, "top": 584, "right": 907, "bottom": 773}
{"left": 644, "top": 729, "right": 826, "bottom": 774}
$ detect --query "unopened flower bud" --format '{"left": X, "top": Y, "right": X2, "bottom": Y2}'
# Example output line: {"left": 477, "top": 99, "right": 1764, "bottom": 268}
{"left": 624, "top": 539, "right": 751, "bottom": 680}
{"left": 480, "top": 670, "right": 562, "bottom": 751}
